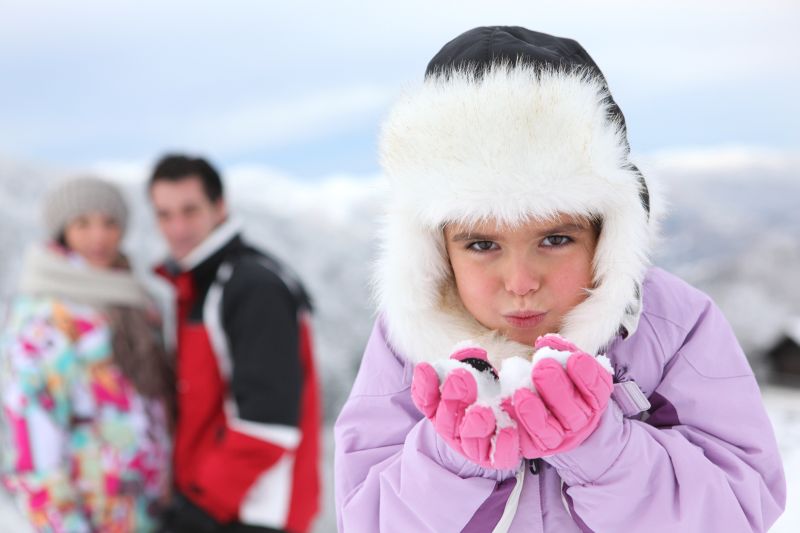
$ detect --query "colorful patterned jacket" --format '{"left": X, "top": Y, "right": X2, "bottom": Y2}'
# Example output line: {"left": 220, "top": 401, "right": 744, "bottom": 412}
{"left": 1, "top": 295, "right": 171, "bottom": 532}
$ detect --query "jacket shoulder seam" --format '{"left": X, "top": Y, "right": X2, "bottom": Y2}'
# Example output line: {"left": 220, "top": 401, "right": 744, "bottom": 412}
{"left": 640, "top": 309, "right": 691, "bottom": 334}
{"left": 639, "top": 312, "right": 671, "bottom": 365}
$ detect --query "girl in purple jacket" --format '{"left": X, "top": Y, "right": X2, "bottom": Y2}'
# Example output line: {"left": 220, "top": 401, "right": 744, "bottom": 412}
{"left": 334, "top": 26, "right": 786, "bottom": 532}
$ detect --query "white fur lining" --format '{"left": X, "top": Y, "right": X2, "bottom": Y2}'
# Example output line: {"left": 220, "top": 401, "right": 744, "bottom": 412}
{"left": 375, "top": 65, "right": 658, "bottom": 364}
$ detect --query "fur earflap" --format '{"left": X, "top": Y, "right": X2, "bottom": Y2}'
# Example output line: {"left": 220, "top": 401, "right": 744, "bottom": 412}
{"left": 375, "top": 65, "right": 658, "bottom": 364}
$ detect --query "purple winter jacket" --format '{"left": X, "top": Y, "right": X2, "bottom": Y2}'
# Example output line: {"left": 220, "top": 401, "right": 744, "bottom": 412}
{"left": 334, "top": 268, "right": 786, "bottom": 532}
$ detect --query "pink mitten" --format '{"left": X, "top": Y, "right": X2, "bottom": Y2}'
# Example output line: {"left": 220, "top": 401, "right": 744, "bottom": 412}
{"left": 510, "top": 334, "right": 613, "bottom": 458}
{"left": 411, "top": 346, "right": 521, "bottom": 470}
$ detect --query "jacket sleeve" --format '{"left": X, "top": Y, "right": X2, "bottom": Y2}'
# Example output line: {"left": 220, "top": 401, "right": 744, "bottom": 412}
{"left": 0, "top": 305, "right": 92, "bottom": 532}
{"left": 334, "top": 321, "right": 516, "bottom": 533}
{"left": 544, "top": 301, "right": 786, "bottom": 533}
{"left": 188, "top": 262, "right": 303, "bottom": 522}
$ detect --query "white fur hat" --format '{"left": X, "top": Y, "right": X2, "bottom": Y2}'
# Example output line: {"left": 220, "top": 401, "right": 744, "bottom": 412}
{"left": 374, "top": 27, "right": 658, "bottom": 365}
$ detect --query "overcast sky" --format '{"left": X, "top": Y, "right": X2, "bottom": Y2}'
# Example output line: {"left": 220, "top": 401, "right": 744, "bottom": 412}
{"left": 1, "top": 0, "right": 797, "bottom": 178}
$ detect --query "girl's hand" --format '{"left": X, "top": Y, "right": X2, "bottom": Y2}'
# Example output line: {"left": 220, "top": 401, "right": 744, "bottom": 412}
{"left": 411, "top": 347, "right": 521, "bottom": 470}
{"left": 508, "top": 334, "right": 613, "bottom": 458}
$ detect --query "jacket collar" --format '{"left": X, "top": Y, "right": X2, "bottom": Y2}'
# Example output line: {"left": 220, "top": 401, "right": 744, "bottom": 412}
{"left": 178, "top": 217, "right": 243, "bottom": 272}
{"left": 155, "top": 217, "right": 244, "bottom": 289}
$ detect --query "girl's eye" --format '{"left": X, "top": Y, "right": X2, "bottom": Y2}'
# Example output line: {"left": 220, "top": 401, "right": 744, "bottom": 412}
{"left": 542, "top": 235, "right": 573, "bottom": 247}
{"left": 467, "top": 240, "right": 498, "bottom": 252}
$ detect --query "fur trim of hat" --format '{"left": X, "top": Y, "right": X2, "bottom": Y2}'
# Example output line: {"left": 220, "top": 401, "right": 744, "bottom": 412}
{"left": 374, "top": 62, "right": 659, "bottom": 365}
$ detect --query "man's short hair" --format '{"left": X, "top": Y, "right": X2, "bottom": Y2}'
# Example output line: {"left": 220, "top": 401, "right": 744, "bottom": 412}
{"left": 149, "top": 154, "right": 224, "bottom": 202}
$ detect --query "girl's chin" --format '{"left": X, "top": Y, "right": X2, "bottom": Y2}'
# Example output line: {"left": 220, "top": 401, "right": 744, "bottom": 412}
{"left": 505, "top": 330, "right": 543, "bottom": 348}
{"left": 503, "top": 325, "right": 559, "bottom": 348}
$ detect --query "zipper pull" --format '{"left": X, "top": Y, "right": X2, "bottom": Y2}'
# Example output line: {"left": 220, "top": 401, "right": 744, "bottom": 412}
{"left": 528, "top": 458, "right": 540, "bottom": 475}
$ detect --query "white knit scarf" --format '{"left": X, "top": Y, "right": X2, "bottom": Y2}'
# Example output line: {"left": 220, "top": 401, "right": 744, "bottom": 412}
{"left": 18, "top": 245, "right": 149, "bottom": 308}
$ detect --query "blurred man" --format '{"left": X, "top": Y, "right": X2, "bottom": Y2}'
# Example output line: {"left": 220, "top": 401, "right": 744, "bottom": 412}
{"left": 149, "top": 154, "right": 320, "bottom": 533}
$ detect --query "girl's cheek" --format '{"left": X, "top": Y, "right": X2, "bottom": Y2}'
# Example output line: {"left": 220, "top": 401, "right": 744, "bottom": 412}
{"left": 552, "top": 259, "right": 592, "bottom": 300}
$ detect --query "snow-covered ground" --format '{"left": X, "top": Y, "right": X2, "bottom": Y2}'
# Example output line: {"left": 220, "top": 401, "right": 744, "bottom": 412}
{"left": 763, "top": 386, "right": 800, "bottom": 532}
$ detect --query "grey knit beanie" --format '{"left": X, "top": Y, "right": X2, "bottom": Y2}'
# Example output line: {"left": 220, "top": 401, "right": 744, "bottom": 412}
{"left": 42, "top": 176, "right": 129, "bottom": 238}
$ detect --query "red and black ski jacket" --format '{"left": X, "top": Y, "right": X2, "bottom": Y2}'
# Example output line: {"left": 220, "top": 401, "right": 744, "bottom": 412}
{"left": 156, "top": 220, "right": 320, "bottom": 533}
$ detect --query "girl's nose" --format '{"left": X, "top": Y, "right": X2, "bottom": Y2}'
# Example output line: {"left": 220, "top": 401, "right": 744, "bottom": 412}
{"left": 503, "top": 256, "right": 541, "bottom": 296}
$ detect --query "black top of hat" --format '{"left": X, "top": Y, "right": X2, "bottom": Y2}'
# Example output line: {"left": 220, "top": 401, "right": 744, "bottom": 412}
{"left": 425, "top": 26, "right": 649, "bottom": 215}
{"left": 425, "top": 26, "right": 604, "bottom": 78}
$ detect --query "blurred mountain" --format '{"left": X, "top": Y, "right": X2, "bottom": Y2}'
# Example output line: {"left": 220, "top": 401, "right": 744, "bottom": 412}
{"left": 643, "top": 149, "right": 800, "bottom": 376}
{"left": 1, "top": 149, "right": 798, "bottom": 418}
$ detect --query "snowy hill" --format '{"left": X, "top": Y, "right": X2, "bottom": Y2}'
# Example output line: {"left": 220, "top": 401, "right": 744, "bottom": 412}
{"left": 642, "top": 149, "right": 800, "bottom": 373}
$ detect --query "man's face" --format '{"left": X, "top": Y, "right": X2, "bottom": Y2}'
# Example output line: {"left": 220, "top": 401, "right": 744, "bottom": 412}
{"left": 63, "top": 211, "right": 123, "bottom": 269}
{"left": 150, "top": 175, "right": 227, "bottom": 261}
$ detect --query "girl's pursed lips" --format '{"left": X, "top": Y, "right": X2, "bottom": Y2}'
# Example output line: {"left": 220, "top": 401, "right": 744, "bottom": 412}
{"left": 503, "top": 311, "right": 547, "bottom": 328}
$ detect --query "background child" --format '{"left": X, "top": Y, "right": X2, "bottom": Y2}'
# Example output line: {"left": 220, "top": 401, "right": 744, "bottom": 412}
{"left": 334, "top": 26, "right": 786, "bottom": 532}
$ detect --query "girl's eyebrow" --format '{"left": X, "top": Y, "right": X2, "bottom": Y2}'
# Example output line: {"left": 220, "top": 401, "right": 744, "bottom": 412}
{"left": 450, "top": 223, "right": 590, "bottom": 242}
{"left": 539, "top": 223, "right": 590, "bottom": 235}
{"left": 450, "top": 232, "right": 497, "bottom": 242}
